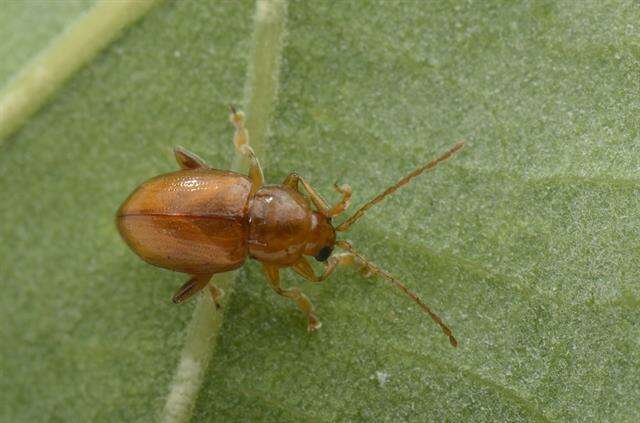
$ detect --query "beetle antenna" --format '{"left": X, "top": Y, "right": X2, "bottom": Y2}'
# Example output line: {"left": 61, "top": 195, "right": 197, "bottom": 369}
{"left": 335, "top": 141, "right": 464, "bottom": 232}
{"left": 336, "top": 240, "right": 458, "bottom": 347}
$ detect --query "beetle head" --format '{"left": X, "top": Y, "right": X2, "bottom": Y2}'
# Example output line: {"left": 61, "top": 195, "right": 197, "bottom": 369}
{"left": 304, "top": 211, "right": 336, "bottom": 262}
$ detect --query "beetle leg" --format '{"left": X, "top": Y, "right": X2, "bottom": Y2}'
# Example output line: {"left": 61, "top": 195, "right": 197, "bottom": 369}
{"left": 327, "top": 182, "right": 352, "bottom": 217}
{"left": 240, "top": 145, "right": 264, "bottom": 196}
{"left": 208, "top": 284, "right": 224, "bottom": 309}
{"left": 282, "top": 173, "right": 330, "bottom": 214}
{"left": 262, "top": 263, "right": 321, "bottom": 331}
{"left": 171, "top": 274, "right": 212, "bottom": 304}
{"left": 282, "top": 173, "right": 351, "bottom": 218}
{"left": 291, "top": 257, "right": 318, "bottom": 280}
{"left": 292, "top": 253, "right": 365, "bottom": 283}
{"left": 174, "top": 146, "right": 210, "bottom": 170}
{"left": 229, "top": 106, "right": 264, "bottom": 193}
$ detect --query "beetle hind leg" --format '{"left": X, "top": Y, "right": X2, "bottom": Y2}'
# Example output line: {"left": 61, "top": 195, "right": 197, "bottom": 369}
{"left": 262, "top": 264, "right": 321, "bottom": 331}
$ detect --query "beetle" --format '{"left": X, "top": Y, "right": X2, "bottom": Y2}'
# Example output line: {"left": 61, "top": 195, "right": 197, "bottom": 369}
{"left": 116, "top": 107, "right": 463, "bottom": 347}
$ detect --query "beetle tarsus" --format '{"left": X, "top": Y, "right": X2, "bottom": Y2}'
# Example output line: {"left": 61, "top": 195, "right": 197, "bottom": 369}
{"left": 307, "top": 319, "right": 322, "bottom": 332}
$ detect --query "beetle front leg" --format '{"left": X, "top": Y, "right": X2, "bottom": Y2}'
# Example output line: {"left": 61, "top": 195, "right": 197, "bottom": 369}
{"left": 262, "top": 264, "right": 321, "bottom": 331}
{"left": 283, "top": 173, "right": 351, "bottom": 218}
{"left": 229, "top": 106, "right": 264, "bottom": 194}
{"left": 291, "top": 253, "right": 373, "bottom": 283}
{"left": 327, "top": 183, "right": 352, "bottom": 217}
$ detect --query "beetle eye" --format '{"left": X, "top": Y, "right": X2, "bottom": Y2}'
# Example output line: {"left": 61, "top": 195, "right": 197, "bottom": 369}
{"left": 315, "top": 246, "right": 332, "bottom": 262}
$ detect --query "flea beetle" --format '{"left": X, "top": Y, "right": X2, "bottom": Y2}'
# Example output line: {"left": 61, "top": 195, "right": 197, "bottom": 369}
{"left": 116, "top": 107, "right": 463, "bottom": 347}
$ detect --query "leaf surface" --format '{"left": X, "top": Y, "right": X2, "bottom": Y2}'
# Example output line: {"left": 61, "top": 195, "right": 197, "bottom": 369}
{"left": 1, "top": 1, "right": 639, "bottom": 421}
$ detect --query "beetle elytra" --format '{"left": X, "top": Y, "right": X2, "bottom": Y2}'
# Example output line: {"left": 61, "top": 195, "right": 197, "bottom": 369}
{"left": 116, "top": 107, "right": 463, "bottom": 347}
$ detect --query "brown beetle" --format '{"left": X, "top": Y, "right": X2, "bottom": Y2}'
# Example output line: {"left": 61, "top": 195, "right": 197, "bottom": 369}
{"left": 117, "top": 107, "right": 463, "bottom": 347}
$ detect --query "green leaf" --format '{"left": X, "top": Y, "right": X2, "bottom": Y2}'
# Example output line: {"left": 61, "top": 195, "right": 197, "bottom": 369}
{"left": 0, "top": 0, "right": 95, "bottom": 87}
{"left": 1, "top": 1, "right": 639, "bottom": 422}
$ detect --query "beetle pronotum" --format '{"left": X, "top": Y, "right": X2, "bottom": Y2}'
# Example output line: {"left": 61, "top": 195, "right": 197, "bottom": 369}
{"left": 117, "top": 107, "right": 463, "bottom": 347}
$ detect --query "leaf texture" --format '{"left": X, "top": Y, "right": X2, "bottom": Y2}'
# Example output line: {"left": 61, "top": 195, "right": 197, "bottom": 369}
{"left": 1, "top": 1, "right": 639, "bottom": 421}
